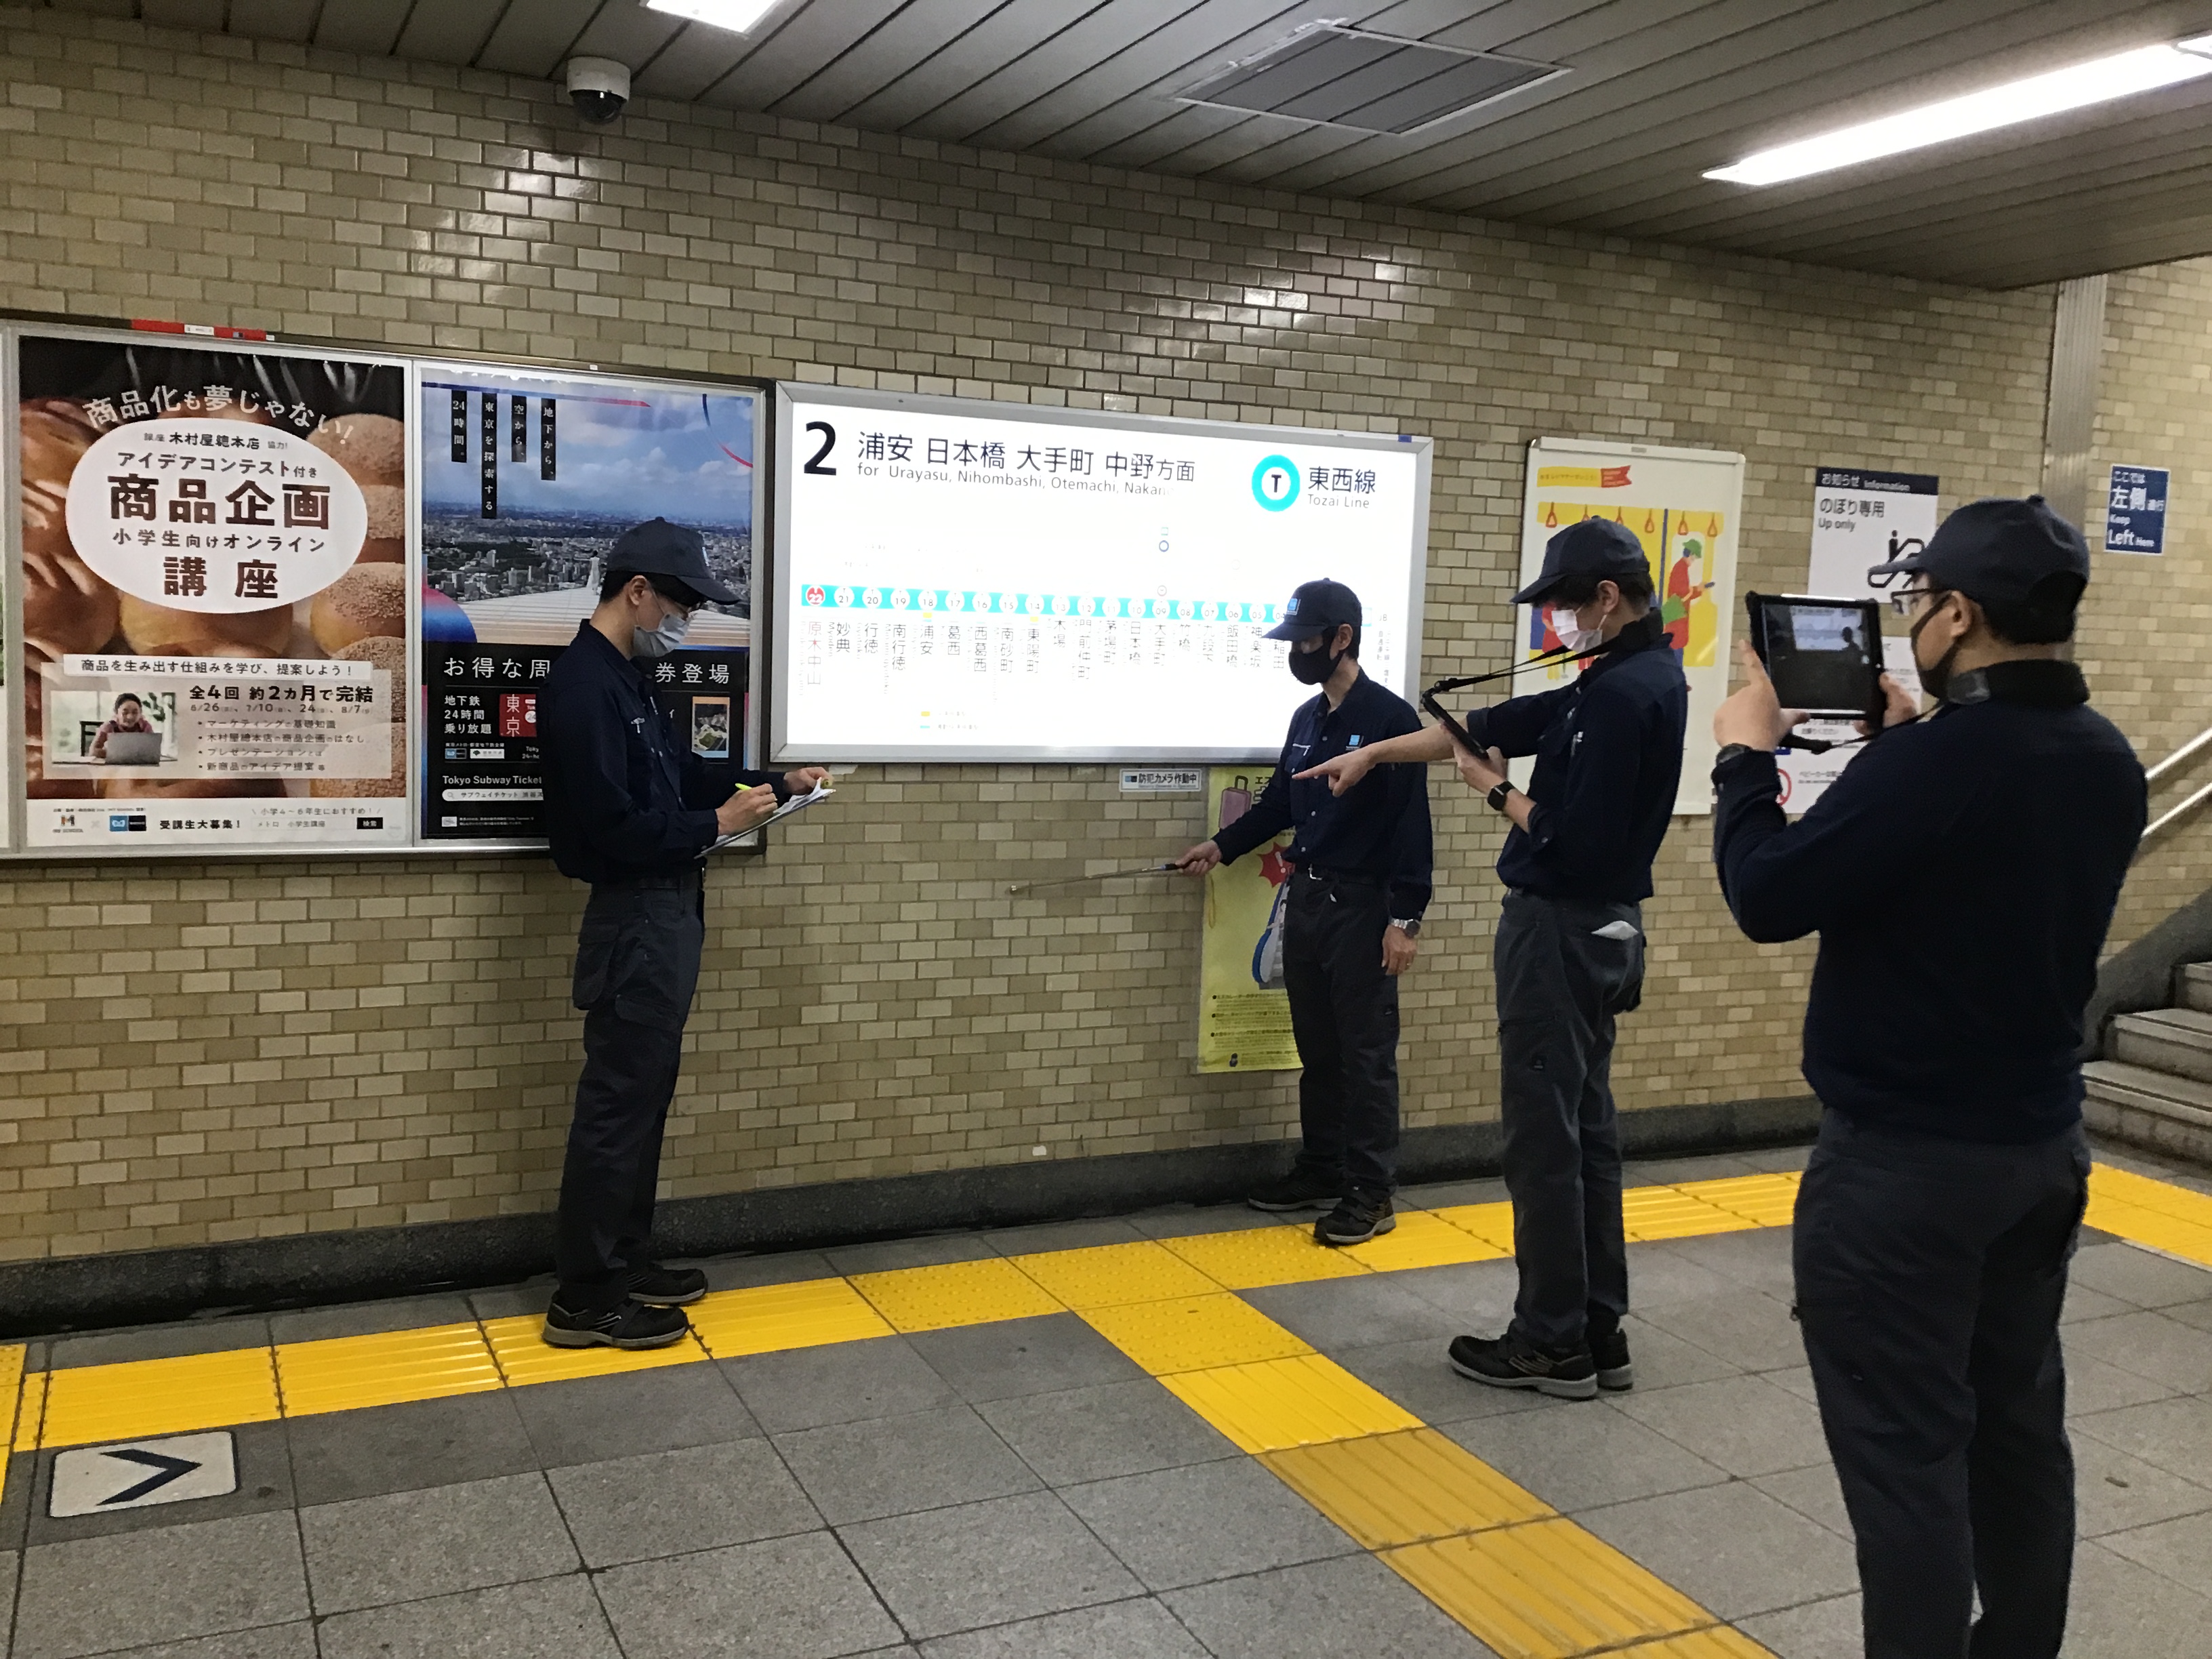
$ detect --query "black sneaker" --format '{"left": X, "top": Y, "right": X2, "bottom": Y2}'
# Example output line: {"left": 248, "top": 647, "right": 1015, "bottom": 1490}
{"left": 626, "top": 1264, "right": 708, "bottom": 1307}
{"left": 1448, "top": 1328, "right": 1598, "bottom": 1400}
{"left": 1315, "top": 1192, "right": 1396, "bottom": 1246}
{"left": 1590, "top": 1326, "right": 1633, "bottom": 1391}
{"left": 542, "top": 1298, "right": 691, "bottom": 1349}
{"left": 1248, "top": 1168, "right": 1343, "bottom": 1212}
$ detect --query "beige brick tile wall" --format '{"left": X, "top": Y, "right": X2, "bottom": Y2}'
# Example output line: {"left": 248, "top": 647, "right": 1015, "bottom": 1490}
{"left": 1, "top": 6, "right": 2150, "bottom": 1264}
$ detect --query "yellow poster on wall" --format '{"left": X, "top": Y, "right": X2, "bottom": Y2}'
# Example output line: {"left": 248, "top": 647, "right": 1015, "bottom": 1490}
{"left": 1197, "top": 765, "right": 1299, "bottom": 1073}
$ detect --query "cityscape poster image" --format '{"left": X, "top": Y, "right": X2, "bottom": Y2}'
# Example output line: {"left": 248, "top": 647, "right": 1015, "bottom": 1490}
{"left": 416, "top": 366, "right": 758, "bottom": 841}
{"left": 14, "top": 333, "right": 409, "bottom": 851}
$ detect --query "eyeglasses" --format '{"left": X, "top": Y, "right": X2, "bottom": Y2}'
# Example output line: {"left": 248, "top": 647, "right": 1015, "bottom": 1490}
{"left": 1887, "top": 581, "right": 1942, "bottom": 617}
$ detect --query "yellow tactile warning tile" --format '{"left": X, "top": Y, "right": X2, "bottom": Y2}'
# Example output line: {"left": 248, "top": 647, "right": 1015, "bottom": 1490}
{"left": 1431, "top": 1200, "right": 1518, "bottom": 1250}
{"left": 1008, "top": 1240, "right": 1223, "bottom": 1309}
{"left": 1620, "top": 1186, "right": 1761, "bottom": 1242}
{"left": 1263, "top": 1427, "right": 1553, "bottom": 1547}
{"left": 0, "top": 1346, "right": 23, "bottom": 1511}
{"left": 848, "top": 1256, "right": 1065, "bottom": 1332}
{"left": 37, "top": 1347, "right": 281, "bottom": 1450}
{"left": 1347, "top": 1210, "right": 1513, "bottom": 1272}
{"left": 1385, "top": 1518, "right": 1718, "bottom": 1659}
{"left": 481, "top": 1314, "right": 709, "bottom": 1386}
{"left": 13, "top": 1368, "right": 46, "bottom": 1454}
{"left": 1160, "top": 1354, "right": 1422, "bottom": 1453}
{"left": 1158, "top": 1223, "right": 1371, "bottom": 1290}
{"left": 275, "top": 1324, "right": 503, "bottom": 1418}
{"left": 1080, "top": 1292, "right": 1313, "bottom": 1375}
{"left": 2088, "top": 1164, "right": 2212, "bottom": 1269}
{"left": 1677, "top": 1172, "right": 1804, "bottom": 1228}
{"left": 1615, "top": 1627, "right": 1776, "bottom": 1657}
{"left": 687, "top": 1277, "right": 895, "bottom": 1357}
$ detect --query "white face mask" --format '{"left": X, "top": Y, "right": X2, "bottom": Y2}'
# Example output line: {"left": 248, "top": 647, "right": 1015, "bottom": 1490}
{"left": 632, "top": 600, "right": 691, "bottom": 660}
{"left": 1547, "top": 604, "right": 1603, "bottom": 653}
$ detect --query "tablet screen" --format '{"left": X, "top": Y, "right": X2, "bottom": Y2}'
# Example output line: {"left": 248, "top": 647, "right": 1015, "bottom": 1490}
{"left": 1763, "top": 600, "right": 1879, "bottom": 714}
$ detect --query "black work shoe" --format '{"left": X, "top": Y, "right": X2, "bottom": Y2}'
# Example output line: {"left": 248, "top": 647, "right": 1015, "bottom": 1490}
{"left": 1448, "top": 1328, "right": 1599, "bottom": 1400}
{"left": 1315, "top": 1192, "right": 1396, "bottom": 1246}
{"left": 1589, "top": 1326, "right": 1633, "bottom": 1391}
{"left": 626, "top": 1264, "right": 708, "bottom": 1307}
{"left": 542, "top": 1298, "right": 691, "bottom": 1350}
{"left": 1248, "top": 1168, "right": 1344, "bottom": 1212}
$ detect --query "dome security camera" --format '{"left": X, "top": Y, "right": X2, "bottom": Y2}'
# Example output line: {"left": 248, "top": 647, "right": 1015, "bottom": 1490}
{"left": 565, "top": 57, "right": 631, "bottom": 124}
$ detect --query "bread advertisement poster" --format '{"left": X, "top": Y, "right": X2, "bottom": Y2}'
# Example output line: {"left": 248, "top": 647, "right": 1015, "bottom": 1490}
{"left": 17, "top": 335, "right": 409, "bottom": 849}
{"left": 416, "top": 364, "right": 756, "bottom": 842}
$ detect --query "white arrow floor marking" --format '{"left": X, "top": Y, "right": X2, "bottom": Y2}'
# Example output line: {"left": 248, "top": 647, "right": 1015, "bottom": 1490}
{"left": 50, "top": 1431, "right": 239, "bottom": 1518}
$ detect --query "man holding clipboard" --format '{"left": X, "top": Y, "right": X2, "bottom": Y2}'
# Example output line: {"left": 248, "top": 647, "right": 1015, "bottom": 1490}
{"left": 538, "top": 518, "right": 828, "bottom": 1349}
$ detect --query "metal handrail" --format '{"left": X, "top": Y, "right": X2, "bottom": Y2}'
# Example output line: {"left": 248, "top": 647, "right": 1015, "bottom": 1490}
{"left": 2140, "top": 723, "right": 2212, "bottom": 842}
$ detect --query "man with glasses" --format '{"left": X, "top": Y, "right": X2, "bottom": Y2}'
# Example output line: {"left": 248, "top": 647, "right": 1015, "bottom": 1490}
{"left": 1710, "top": 496, "right": 2144, "bottom": 1659}
{"left": 538, "top": 518, "right": 827, "bottom": 1349}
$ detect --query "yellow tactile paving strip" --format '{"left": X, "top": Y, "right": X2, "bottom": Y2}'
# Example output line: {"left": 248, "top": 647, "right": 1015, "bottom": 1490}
{"left": 2, "top": 1160, "right": 2205, "bottom": 1658}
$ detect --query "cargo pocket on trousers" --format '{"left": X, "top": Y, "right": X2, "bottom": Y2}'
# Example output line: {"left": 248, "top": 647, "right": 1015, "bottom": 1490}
{"left": 571, "top": 918, "right": 619, "bottom": 1012}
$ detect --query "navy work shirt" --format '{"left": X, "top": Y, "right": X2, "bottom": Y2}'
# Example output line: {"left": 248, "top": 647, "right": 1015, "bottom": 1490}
{"left": 1214, "top": 670, "right": 1433, "bottom": 920}
{"left": 1465, "top": 613, "right": 1688, "bottom": 903}
{"left": 1713, "top": 659, "right": 2144, "bottom": 1144}
{"left": 539, "top": 621, "right": 785, "bottom": 885}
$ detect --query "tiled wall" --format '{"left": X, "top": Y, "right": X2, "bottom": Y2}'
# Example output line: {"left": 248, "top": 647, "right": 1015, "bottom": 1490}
{"left": 0, "top": 7, "right": 2086, "bottom": 1261}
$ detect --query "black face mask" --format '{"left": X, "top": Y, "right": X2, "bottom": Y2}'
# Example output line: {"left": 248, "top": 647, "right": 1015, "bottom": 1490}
{"left": 1288, "top": 640, "right": 1343, "bottom": 684}
{"left": 1909, "top": 599, "right": 1963, "bottom": 703}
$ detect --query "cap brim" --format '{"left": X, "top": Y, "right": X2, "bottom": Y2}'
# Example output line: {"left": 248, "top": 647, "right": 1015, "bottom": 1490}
{"left": 686, "top": 574, "right": 740, "bottom": 604}
{"left": 1864, "top": 554, "right": 1925, "bottom": 581}
{"left": 1509, "top": 577, "right": 1559, "bottom": 606}
{"left": 1263, "top": 619, "right": 1330, "bottom": 640}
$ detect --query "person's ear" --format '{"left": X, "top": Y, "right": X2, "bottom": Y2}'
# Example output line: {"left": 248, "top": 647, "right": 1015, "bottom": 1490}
{"left": 1595, "top": 580, "right": 1619, "bottom": 617}
{"left": 1336, "top": 623, "right": 1353, "bottom": 655}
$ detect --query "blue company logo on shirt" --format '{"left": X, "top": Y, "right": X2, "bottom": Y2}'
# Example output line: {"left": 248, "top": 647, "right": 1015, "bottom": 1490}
{"left": 1252, "top": 455, "right": 1300, "bottom": 512}
{"left": 1347, "top": 735, "right": 1362, "bottom": 747}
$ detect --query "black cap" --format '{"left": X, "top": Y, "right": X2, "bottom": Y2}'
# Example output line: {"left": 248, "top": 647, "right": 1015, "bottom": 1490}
{"left": 606, "top": 517, "right": 739, "bottom": 604}
{"left": 1512, "top": 518, "right": 1650, "bottom": 606}
{"left": 1867, "top": 495, "right": 2089, "bottom": 609}
{"left": 1265, "top": 578, "right": 1362, "bottom": 640}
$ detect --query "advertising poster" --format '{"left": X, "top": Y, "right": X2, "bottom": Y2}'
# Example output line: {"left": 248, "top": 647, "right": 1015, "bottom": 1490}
{"left": 417, "top": 365, "right": 758, "bottom": 841}
{"left": 773, "top": 386, "right": 1431, "bottom": 763}
{"left": 1515, "top": 439, "right": 1744, "bottom": 815}
{"left": 16, "top": 335, "right": 409, "bottom": 851}
{"left": 1197, "top": 766, "right": 1298, "bottom": 1074}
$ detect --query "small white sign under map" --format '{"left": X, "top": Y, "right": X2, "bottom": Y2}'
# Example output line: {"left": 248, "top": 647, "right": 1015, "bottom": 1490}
{"left": 1120, "top": 769, "right": 1204, "bottom": 793}
{"left": 51, "top": 1431, "right": 237, "bottom": 1517}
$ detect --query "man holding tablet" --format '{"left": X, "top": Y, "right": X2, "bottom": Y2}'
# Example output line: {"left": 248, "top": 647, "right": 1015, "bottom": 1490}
{"left": 1300, "top": 519, "right": 1687, "bottom": 1398}
{"left": 1711, "top": 496, "right": 2143, "bottom": 1658}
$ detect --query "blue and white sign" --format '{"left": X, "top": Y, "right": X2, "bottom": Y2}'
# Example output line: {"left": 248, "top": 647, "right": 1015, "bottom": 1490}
{"left": 2105, "top": 465, "right": 2169, "bottom": 556}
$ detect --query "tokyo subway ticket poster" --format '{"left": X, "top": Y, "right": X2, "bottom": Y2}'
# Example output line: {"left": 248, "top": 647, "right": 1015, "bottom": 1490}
{"left": 16, "top": 335, "right": 410, "bottom": 850}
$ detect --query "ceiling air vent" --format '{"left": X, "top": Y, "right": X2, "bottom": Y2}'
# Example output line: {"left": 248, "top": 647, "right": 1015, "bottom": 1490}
{"left": 1178, "top": 22, "right": 1568, "bottom": 136}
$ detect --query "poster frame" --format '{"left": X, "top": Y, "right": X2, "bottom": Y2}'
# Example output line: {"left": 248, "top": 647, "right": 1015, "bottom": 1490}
{"left": 0, "top": 314, "right": 778, "bottom": 861}
{"left": 766, "top": 382, "right": 1433, "bottom": 765}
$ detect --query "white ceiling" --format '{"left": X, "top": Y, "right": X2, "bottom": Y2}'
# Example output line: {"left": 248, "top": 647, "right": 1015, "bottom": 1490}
{"left": 41, "top": 0, "right": 2212, "bottom": 288}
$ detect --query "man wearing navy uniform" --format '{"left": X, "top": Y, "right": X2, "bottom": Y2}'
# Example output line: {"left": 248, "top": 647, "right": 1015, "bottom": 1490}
{"left": 1711, "top": 497, "right": 2143, "bottom": 1659}
{"left": 537, "top": 518, "right": 827, "bottom": 1349}
{"left": 1173, "top": 579, "right": 1433, "bottom": 1246}
{"left": 1305, "top": 520, "right": 1687, "bottom": 1397}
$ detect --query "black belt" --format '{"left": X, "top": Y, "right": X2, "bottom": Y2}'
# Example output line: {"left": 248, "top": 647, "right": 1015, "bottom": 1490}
{"left": 1298, "top": 865, "right": 1384, "bottom": 891}
{"left": 594, "top": 869, "right": 703, "bottom": 893}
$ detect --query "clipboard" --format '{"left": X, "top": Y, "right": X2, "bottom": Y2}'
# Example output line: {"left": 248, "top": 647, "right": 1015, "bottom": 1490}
{"left": 703, "top": 783, "right": 835, "bottom": 855}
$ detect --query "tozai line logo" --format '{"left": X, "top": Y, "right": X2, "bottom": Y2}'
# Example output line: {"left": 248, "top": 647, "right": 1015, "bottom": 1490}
{"left": 1252, "top": 455, "right": 1300, "bottom": 511}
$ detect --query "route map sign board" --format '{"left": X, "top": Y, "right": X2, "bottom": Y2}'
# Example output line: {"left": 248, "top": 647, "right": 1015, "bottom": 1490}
{"left": 770, "top": 386, "right": 1431, "bottom": 762}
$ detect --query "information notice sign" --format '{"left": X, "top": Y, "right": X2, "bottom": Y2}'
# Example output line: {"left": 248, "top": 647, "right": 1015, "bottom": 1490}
{"left": 1197, "top": 765, "right": 1297, "bottom": 1074}
{"left": 2104, "top": 464, "right": 2169, "bottom": 555}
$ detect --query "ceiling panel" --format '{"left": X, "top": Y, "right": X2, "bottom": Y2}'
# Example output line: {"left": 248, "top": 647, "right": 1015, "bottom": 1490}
{"left": 46, "top": 0, "right": 2212, "bottom": 287}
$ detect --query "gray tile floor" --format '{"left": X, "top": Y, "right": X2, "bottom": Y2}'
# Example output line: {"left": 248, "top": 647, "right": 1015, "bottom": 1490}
{"left": 4, "top": 1144, "right": 2210, "bottom": 1657}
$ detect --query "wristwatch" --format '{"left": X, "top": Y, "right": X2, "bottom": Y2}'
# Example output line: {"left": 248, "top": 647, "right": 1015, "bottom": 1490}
{"left": 1389, "top": 918, "right": 1422, "bottom": 937}
{"left": 1486, "top": 780, "right": 1515, "bottom": 813}
{"left": 1713, "top": 743, "right": 1761, "bottom": 769}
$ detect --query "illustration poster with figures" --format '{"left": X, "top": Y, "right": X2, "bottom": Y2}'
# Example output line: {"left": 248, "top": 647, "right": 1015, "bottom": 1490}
{"left": 415, "top": 364, "right": 759, "bottom": 842}
{"left": 1515, "top": 438, "right": 1744, "bottom": 816}
{"left": 14, "top": 333, "right": 410, "bottom": 851}
{"left": 1197, "top": 766, "right": 1299, "bottom": 1073}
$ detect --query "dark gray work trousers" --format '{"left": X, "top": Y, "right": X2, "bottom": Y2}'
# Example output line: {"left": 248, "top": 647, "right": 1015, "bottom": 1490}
{"left": 1794, "top": 1110, "right": 2089, "bottom": 1659}
{"left": 1281, "top": 866, "right": 1401, "bottom": 1196}
{"left": 552, "top": 871, "right": 705, "bottom": 1312}
{"left": 1494, "top": 889, "right": 1645, "bottom": 1350}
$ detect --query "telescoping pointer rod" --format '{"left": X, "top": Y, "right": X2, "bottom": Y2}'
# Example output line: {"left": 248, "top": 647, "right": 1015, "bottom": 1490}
{"left": 1007, "top": 864, "right": 1180, "bottom": 895}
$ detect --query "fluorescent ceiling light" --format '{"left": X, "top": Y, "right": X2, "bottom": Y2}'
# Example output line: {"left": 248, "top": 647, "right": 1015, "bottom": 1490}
{"left": 644, "top": 0, "right": 781, "bottom": 33}
{"left": 1707, "top": 34, "right": 2212, "bottom": 186}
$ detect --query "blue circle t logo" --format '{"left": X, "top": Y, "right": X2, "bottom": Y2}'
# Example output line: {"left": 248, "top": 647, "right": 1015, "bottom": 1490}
{"left": 1252, "top": 455, "right": 1300, "bottom": 511}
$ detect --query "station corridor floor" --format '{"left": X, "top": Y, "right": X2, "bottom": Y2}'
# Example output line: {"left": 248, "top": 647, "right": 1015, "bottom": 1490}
{"left": 3, "top": 1143, "right": 2211, "bottom": 1659}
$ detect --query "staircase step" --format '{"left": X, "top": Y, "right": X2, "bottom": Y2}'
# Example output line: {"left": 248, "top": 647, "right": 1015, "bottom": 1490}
{"left": 2182, "top": 962, "right": 2212, "bottom": 1015}
{"left": 2083, "top": 1060, "right": 2212, "bottom": 1165}
{"left": 2111, "top": 1008, "right": 2212, "bottom": 1084}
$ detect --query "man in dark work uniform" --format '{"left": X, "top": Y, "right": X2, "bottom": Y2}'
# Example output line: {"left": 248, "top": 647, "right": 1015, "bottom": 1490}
{"left": 538, "top": 518, "right": 827, "bottom": 1349}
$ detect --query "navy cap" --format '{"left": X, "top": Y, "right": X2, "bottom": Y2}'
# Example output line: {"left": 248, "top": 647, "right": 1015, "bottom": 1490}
{"left": 1512, "top": 518, "right": 1650, "bottom": 606}
{"left": 606, "top": 517, "right": 739, "bottom": 605}
{"left": 1868, "top": 494, "right": 2089, "bottom": 609}
{"left": 1265, "top": 577, "right": 1363, "bottom": 640}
